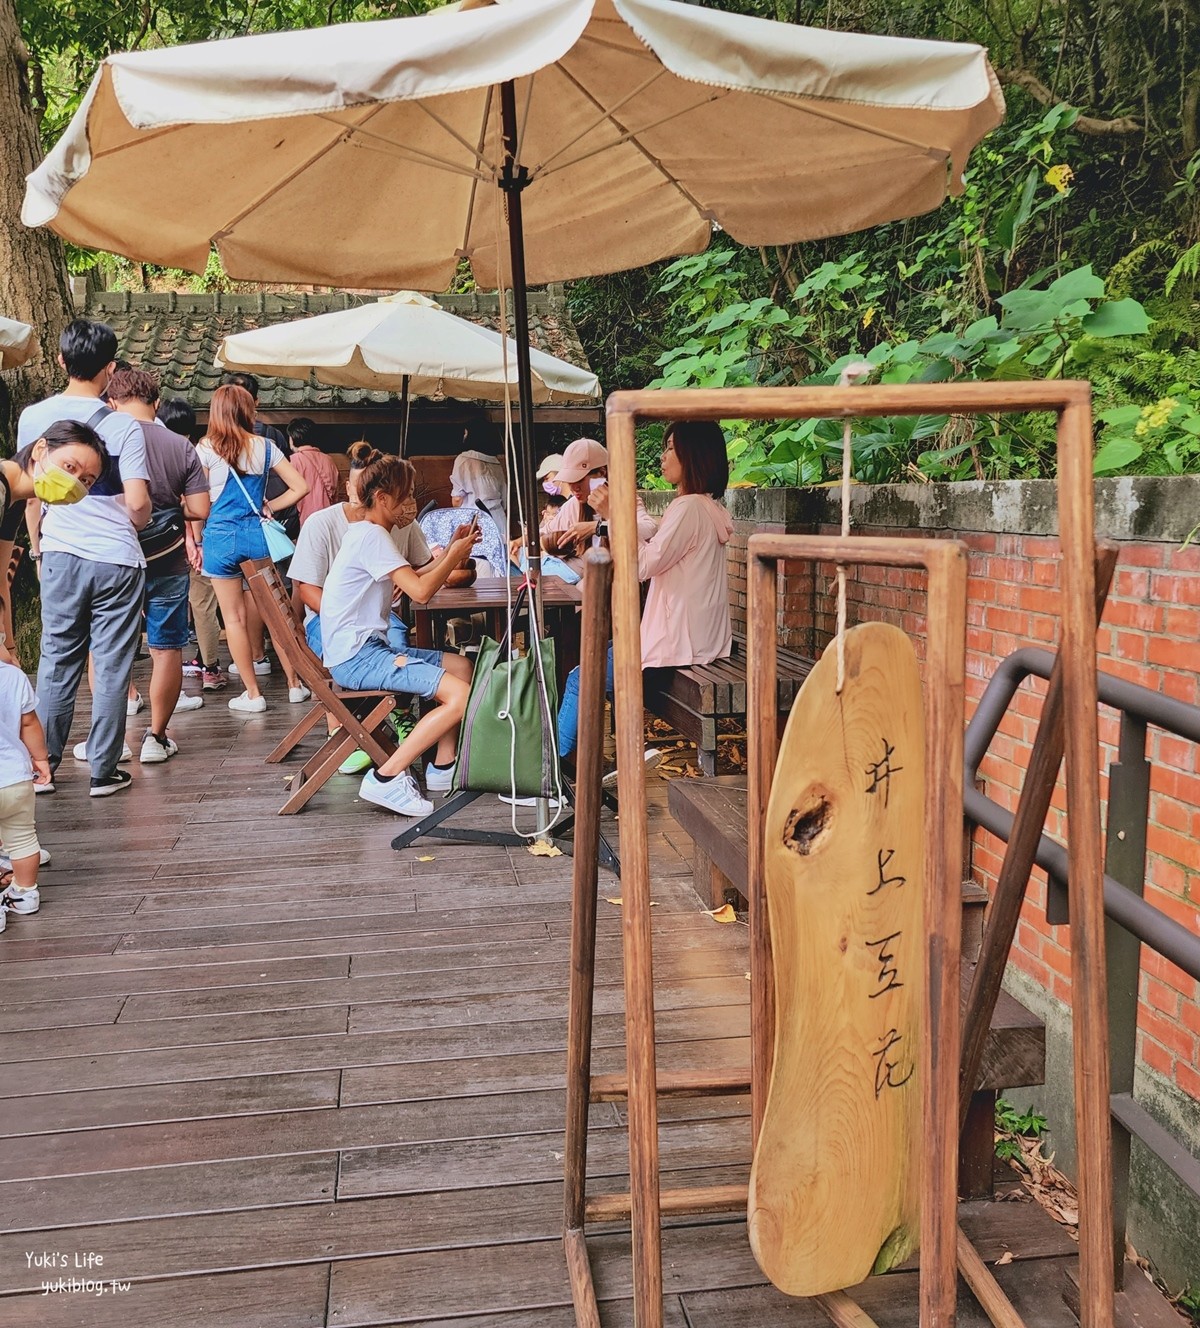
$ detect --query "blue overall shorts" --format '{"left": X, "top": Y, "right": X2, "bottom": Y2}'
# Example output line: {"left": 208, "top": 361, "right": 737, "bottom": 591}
{"left": 201, "top": 464, "right": 270, "bottom": 579}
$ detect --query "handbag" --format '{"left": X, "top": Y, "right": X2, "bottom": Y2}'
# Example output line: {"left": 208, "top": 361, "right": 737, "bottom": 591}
{"left": 138, "top": 507, "right": 186, "bottom": 562}
{"left": 228, "top": 462, "right": 296, "bottom": 562}
{"left": 452, "top": 586, "right": 560, "bottom": 798}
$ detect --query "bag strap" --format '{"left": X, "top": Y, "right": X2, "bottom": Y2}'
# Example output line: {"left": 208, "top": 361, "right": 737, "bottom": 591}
{"left": 84, "top": 402, "right": 112, "bottom": 431}
{"left": 226, "top": 450, "right": 266, "bottom": 520}
{"left": 498, "top": 583, "right": 529, "bottom": 656}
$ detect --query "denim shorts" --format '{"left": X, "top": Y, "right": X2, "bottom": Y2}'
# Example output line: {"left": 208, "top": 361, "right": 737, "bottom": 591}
{"left": 307, "top": 612, "right": 416, "bottom": 660}
{"left": 144, "top": 571, "right": 191, "bottom": 649}
{"left": 202, "top": 519, "right": 268, "bottom": 580}
{"left": 329, "top": 635, "right": 445, "bottom": 701}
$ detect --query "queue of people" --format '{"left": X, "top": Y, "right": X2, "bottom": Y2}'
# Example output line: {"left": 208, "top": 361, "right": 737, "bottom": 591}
{"left": 1, "top": 315, "right": 737, "bottom": 932}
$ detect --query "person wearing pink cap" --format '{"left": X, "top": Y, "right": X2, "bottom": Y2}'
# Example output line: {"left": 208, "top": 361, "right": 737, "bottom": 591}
{"left": 532, "top": 437, "right": 656, "bottom": 579}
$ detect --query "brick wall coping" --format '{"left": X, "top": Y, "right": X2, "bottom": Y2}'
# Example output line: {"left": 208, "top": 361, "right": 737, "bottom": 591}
{"left": 640, "top": 475, "right": 1200, "bottom": 544}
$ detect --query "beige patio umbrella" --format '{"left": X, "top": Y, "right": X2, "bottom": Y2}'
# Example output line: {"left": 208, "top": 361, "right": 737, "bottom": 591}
{"left": 22, "top": 0, "right": 1004, "bottom": 571}
{"left": 0, "top": 317, "right": 37, "bottom": 371}
{"left": 215, "top": 288, "right": 599, "bottom": 450}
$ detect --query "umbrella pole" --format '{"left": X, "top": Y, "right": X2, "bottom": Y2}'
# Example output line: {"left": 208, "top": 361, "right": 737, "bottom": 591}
{"left": 399, "top": 374, "right": 411, "bottom": 457}
{"left": 499, "top": 81, "right": 543, "bottom": 597}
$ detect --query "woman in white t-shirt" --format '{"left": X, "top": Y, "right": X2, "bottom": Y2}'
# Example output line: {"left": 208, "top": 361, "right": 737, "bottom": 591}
{"left": 320, "top": 455, "right": 477, "bottom": 819}
{"left": 195, "top": 385, "right": 308, "bottom": 713}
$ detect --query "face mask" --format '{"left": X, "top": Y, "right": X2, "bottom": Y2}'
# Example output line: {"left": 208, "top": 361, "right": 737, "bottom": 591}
{"left": 542, "top": 479, "right": 559, "bottom": 496}
{"left": 33, "top": 460, "right": 89, "bottom": 506}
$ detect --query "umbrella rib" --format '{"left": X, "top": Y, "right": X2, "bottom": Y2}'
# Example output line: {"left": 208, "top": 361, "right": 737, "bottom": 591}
{"left": 317, "top": 114, "right": 493, "bottom": 182}
{"left": 460, "top": 85, "right": 494, "bottom": 261}
{"left": 533, "top": 69, "right": 721, "bottom": 220}
{"left": 531, "top": 68, "right": 669, "bottom": 177}
{"left": 415, "top": 101, "right": 500, "bottom": 177}
{"left": 212, "top": 104, "right": 391, "bottom": 240}
{"left": 758, "top": 90, "right": 953, "bottom": 157}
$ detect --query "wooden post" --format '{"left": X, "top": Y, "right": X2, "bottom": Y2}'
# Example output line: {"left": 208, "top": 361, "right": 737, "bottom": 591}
{"left": 922, "top": 542, "right": 968, "bottom": 1328}
{"left": 562, "top": 549, "right": 613, "bottom": 1328}
{"left": 606, "top": 403, "right": 663, "bottom": 1328}
{"left": 747, "top": 544, "right": 778, "bottom": 1145}
{"left": 1057, "top": 394, "right": 1115, "bottom": 1328}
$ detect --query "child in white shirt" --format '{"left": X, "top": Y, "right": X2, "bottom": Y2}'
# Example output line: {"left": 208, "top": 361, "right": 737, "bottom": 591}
{"left": 0, "top": 654, "right": 51, "bottom": 932}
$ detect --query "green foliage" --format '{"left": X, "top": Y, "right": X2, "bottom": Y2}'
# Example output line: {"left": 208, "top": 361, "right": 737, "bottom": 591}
{"left": 1175, "top": 1284, "right": 1200, "bottom": 1325}
{"left": 994, "top": 1097, "right": 1048, "bottom": 1162}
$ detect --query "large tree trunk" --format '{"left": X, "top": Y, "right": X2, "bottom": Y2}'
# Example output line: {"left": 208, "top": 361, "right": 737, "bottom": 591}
{"left": 0, "top": 0, "right": 72, "bottom": 453}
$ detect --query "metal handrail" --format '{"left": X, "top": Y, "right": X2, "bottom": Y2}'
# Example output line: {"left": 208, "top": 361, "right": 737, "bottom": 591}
{"left": 964, "top": 647, "right": 1200, "bottom": 982}
{"left": 963, "top": 644, "right": 1200, "bottom": 1284}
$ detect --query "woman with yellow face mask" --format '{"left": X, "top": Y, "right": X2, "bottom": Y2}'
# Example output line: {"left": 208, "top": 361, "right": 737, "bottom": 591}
{"left": 1, "top": 420, "right": 106, "bottom": 660}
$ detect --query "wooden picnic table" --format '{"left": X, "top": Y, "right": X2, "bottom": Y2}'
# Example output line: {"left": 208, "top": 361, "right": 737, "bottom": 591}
{"left": 410, "top": 575, "right": 583, "bottom": 689}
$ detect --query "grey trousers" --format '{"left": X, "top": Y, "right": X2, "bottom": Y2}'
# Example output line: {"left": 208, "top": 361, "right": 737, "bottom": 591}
{"left": 37, "top": 551, "right": 145, "bottom": 780}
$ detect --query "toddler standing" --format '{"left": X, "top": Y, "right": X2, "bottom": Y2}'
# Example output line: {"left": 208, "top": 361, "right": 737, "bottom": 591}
{"left": 0, "top": 652, "right": 50, "bottom": 932}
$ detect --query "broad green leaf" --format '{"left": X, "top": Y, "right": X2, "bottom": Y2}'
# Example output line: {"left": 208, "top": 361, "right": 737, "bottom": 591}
{"left": 1080, "top": 298, "right": 1152, "bottom": 338}
{"left": 1092, "top": 438, "right": 1142, "bottom": 473}
{"left": 1047, "top": 265, "right": 1105, "bottom": 304}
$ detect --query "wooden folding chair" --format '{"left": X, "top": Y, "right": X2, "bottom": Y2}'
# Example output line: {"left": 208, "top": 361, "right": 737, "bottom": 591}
{"left": 240, "top": 558, "right": 398, "bottom": 815}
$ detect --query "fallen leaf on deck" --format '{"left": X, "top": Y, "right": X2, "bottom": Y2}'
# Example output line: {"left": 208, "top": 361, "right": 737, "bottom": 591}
{"left": 708, "top": 904, "right": 737, "bottom": 923}
{"left": 528, "top": 840, "right": 563, "bottom": 857}
{"left": 994, "top": 1251, "right": 1014, "bottom": 1266}
{"left": 416, "top": 855, "right": 436, "bottom": 862}
{"left": 604, "top": 897, "right": 657, "bottom": 907}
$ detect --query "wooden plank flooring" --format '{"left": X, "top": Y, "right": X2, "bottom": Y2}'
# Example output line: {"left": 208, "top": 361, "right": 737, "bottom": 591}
{"left": 0, "top": 667, "right": 1168, "bottom": 1326}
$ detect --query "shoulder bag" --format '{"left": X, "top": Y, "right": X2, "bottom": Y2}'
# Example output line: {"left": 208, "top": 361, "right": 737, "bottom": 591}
{"left": 228, "top": 454, "right": 296, "bottom": 563}
{"left": 452, "top": 585, "right": 559, "bottom": 799}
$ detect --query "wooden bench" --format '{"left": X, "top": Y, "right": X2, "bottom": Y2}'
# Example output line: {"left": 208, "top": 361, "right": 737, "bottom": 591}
{"left": 643, "top": 633, "right": 814, "bottom": 775}
{"left": 668, "top": 774, "right": 1046, "bottom": 1199}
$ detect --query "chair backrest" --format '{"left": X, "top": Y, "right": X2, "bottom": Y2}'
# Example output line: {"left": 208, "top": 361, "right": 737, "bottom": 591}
{"left": 418, "top": 506, "right": 508, "bottom": 576}
{"left": 240, "top": 557, "right": 329, "bottom": 691}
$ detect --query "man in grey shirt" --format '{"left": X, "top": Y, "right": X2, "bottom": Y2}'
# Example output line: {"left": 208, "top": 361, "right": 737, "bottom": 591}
{"left": 19, "top": 320, "right": 151, "bottom": 796}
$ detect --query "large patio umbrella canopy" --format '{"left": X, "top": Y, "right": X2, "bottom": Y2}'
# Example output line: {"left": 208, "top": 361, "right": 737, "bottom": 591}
{"left": 215, "top": 290, "right": 599, "bottom": 402}
{"left": 0, "top": 318, "right": 37, "bottom": 371}
{"left": 23, "top": 0, "right": 1004, "bottom": 291}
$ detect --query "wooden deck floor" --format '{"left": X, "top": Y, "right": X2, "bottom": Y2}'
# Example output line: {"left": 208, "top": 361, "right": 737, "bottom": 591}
{"left": 0, "top": 669, "right": 1168, "bottom": 1327}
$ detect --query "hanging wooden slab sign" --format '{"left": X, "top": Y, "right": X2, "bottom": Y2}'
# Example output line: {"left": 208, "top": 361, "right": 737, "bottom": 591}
{"left": 748, "top": 621, "right": 925, "bottom": 1296}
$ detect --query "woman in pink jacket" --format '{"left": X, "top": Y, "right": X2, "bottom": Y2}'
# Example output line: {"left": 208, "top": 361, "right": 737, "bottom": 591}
{"left": 556, "top": 420, "right": 733, "bottom": 761}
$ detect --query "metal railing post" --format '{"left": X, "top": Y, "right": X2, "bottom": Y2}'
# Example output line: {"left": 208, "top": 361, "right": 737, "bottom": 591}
{"left": 1104, "top": 712, "right": 1151, "bottom": 1289}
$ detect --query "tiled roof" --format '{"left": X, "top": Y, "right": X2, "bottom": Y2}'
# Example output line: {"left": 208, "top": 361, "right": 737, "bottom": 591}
{"left": 87, "top": 289, "right": 595, "bottom": 411}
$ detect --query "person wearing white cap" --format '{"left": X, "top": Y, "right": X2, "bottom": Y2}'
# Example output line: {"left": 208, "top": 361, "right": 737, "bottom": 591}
{"left": 532, "top": 437, "right": 656, "bottom": 579}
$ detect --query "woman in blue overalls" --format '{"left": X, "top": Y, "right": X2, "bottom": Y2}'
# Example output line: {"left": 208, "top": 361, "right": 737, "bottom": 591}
{"left": 196, "top": 385, "right": 308, "bottom": 713}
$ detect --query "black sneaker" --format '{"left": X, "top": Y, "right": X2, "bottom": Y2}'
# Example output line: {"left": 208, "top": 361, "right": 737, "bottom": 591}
{"left": 90, "top": 769, "right": 133, "bottom": 798}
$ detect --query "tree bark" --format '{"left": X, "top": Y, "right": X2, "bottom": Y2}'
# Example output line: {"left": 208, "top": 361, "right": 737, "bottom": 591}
{"left": 0, "top": 0, "right": 72, "bottom": 452}
{"left": 997, "top": 68, "right": 1144, "bottom": 137}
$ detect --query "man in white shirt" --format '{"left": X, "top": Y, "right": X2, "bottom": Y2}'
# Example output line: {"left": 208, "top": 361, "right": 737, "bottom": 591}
{"left": 18, "top": 320, "right": 151, "bottom": 797}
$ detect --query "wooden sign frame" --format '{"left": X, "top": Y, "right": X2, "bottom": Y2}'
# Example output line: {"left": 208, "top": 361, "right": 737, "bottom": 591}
{"left": 565, "top": 382, "right": 1111, "bottom": 1328}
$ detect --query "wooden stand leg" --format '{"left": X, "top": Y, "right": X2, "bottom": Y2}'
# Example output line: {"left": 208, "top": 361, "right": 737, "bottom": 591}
{"left": 563, "top": 551, "right": 613, "bottom": 1328}
{"left": 609, "top": 409, "right": 663, "bottom": 1328}
{"left": 958, "top": 1089, "right": 997, "bottom": 1200}
{"left": 1058, "top": 400, "right": 1115, "bottom": 1328}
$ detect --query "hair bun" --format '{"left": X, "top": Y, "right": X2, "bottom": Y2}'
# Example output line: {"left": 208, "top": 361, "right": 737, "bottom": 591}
{"left": 347, "top": 440, "right": 382, "bottom": 468}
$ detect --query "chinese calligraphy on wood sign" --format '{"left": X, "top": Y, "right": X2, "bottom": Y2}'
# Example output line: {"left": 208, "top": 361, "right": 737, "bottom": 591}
{"left": 750, "top": 622, "right": 926, "bottom": 1297}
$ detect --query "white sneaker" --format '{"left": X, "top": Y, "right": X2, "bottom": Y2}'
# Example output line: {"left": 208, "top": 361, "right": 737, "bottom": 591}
{"left": 424, "top": 762, "right": 456, "bottom": 792}
{"left": 359, "top": 771, "right": 433, "bottom": 818}
{"left": 498, "top": 793, "right": 566, "bottom": 808}
{"left": 126, "top": 692, "right": 144, "bottom": 716}
{"left": 601, "top": 748, "right": 663, "bottom": 788}
{"left": 0, "top": 884, "right": 39, "bottom": 915}
{"left": 288, "top": 684, "right": 312, "bottom": 704}
{"left": 73, "top": 741, "right": 133, "bottom": 763}
{"left": 0, "top": 848, "right": 50, "bottom": 869}
{"left": 173, "top": 693, "right": 204, "bottom": 713}
{"left": 228, "top": 691, "right": 267, "bottom": 714}
{"left": 140, "top": 731, "right": 178, "bottom": 764}
{"left": 229, "top": 658, "right": 271, "bottom": 678}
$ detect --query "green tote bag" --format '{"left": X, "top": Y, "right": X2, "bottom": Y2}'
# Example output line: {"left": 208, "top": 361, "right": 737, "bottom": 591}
{"left": 452, "top": 588, "right": 560, "bottom": 798}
